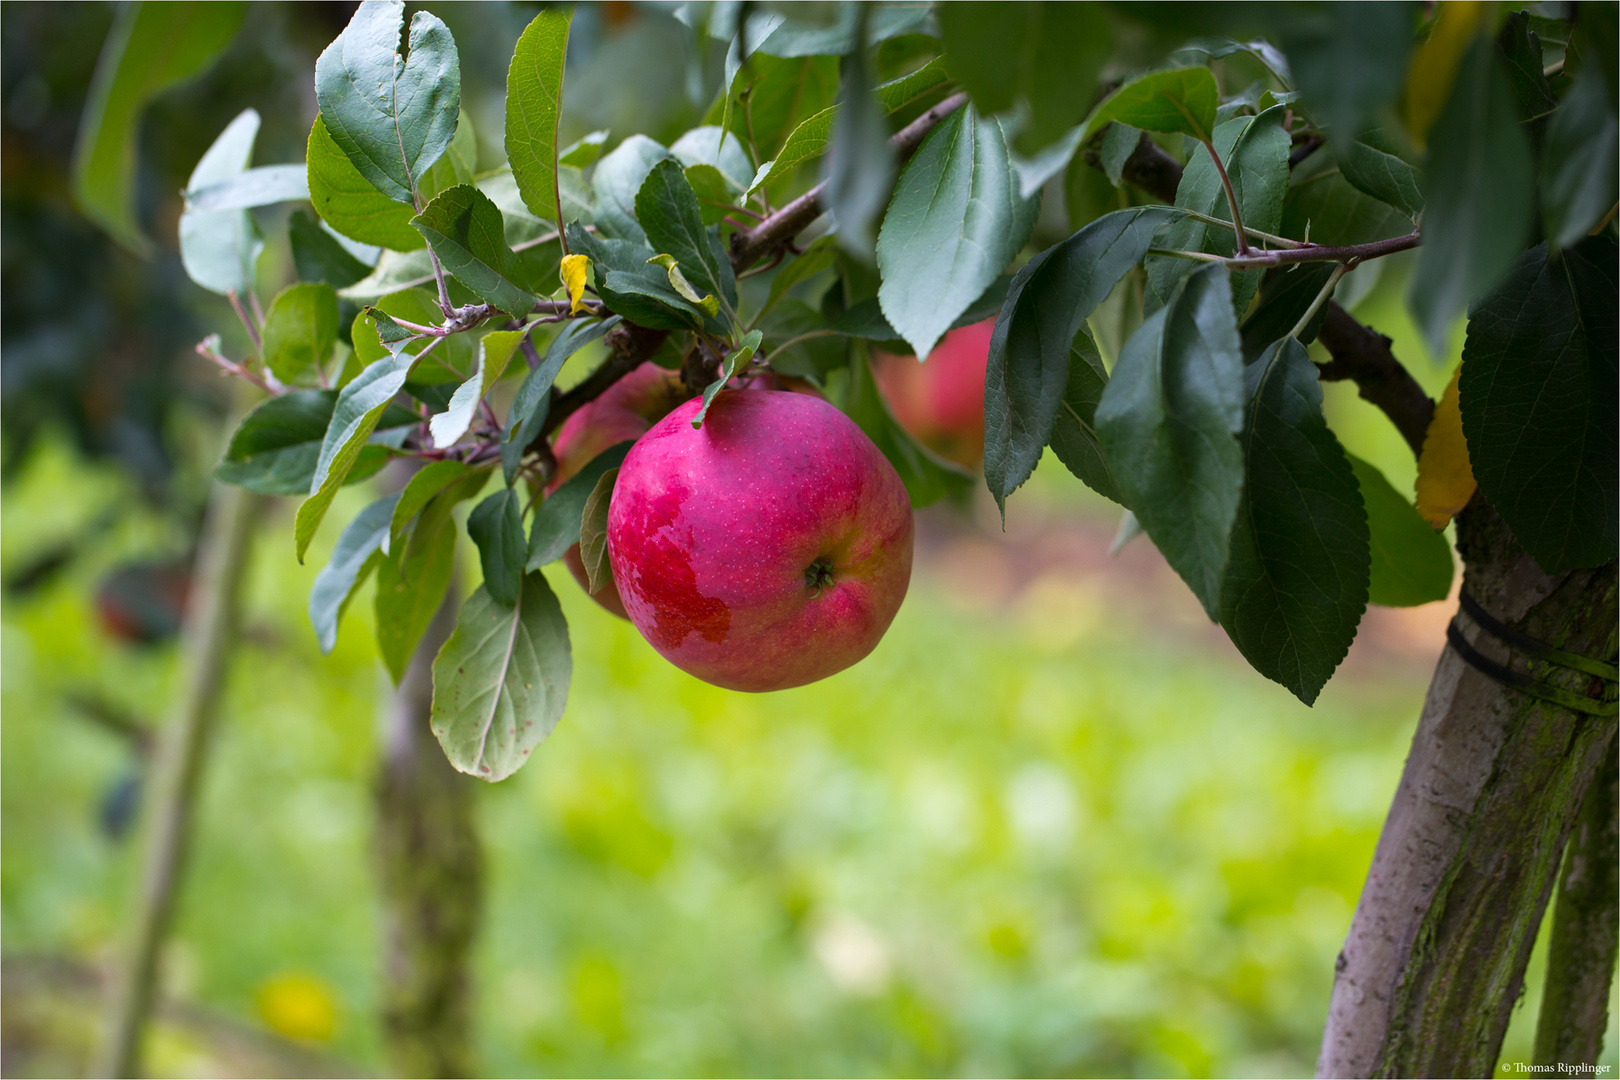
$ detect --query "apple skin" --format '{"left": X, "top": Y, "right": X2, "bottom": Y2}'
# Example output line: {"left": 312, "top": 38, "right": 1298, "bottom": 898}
{"left": 549, "top": 362, "right": 688, "bottom": 617}
{"left": 871, "top": 318, "right": 995, "bottom": 469}
{"left": 607, "top": 389, "right": 914, "bottom": 692}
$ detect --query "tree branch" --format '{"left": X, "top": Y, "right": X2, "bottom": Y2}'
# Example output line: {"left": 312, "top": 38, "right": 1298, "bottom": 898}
{"left": 1315, "top": 304, "right": 1434, "bottom": 457}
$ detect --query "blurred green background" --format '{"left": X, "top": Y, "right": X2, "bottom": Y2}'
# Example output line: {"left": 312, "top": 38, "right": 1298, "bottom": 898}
{"left": 2, "top": 3, "right": 1611, "bottom": 1078}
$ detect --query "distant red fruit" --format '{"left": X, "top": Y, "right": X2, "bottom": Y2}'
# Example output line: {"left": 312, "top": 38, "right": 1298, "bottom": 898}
{"left": 871, "top": 318, "right": 995, "bottom": 469}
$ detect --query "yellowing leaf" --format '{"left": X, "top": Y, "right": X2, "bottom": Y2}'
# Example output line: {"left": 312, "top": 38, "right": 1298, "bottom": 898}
{"left": 1415, "top": 363, "right": 1477, "bottom": 527}
{"left": 1404, "top": 2, "right": 1489, "bottom": 147}
{"left": 647, "top": 253, "right": 720, "bottom": 317}
{"left": 559, "top": 253, "right": 591, "bottom": 313}
{"left": 256, "top": 972, "right": 337, "bottom": 1042}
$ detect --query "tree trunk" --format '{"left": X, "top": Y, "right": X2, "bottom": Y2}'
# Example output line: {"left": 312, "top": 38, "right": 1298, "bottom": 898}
{"left": 373, "top": 586, "right": 483, "bottom": 1078}
{"left": 96, "top": 483, "right": 263, "bottom": 1077}
{"left": 1317, "top": 504, "right": 1618, "bottom": 1078}
{"left": 1534, "top": 731, "right": 1619, "bottom": 1075}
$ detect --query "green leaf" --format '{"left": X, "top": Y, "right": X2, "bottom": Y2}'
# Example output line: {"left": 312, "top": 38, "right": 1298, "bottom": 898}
{"left": 635, "top": 160, "right": 736, "bottom": 311}
{"left": 1095, "top": 263, "right": 1245, "bottom": 617}
{"left": 215, "top": 389, "right": 413, "bottom": 495}
{"left": 577, "top": 468, "right": 618, "bottom": 594}
{"left": 350, "top": 288, "right": 472, "bottom": 384}
{"left": 1496, "top": 11, "right": 1559, "bottom": 121}
{"left": 939, "top": 2, "right": 1111, "bottom": 153}
{"left": 73, "top": 1, "right": 244, "bottom": 254}
{"left": 984, "top": 206, "right": 1181, "bottom": 516}
{"left": 417, "top": 108, "right": 479, "bottom": 203}
{"left": 338, "top": 250, "right": 434, "bottom": 302}
{"left": 506, "top": 8, "right": 571, "bottom": 223}
{"left": 738, "top": 6, "right": 936, "bottom": 59}
{"left": 375, "top": 464, "right": 489, "bottom": 683}
{"left": 683, "top": 164, "right": 735, "bottom": 226}
{"left": 1082, "top": 67, "right": 1220, "bottom": 144}
{"left": 1048, "top": 326, "right": 1122, "bottom": 505}
{"left": 295, "top": 351, "right": 418, "bottom": 561}
{"left": 184, "top": 164, "right": 309, "bottom": 212}
{"left": 757, "top": 300, "right": 848, "bottom": 384}
{"left": 1335, "top": 127, "right": 1423, "bottom": 221}
{"left": 1099, "top": 123, "right": 1141, "bottom": 187}
{"left": 1146, "top": 105, "right": 1290, "bottom": 316}
{"left": 390, "top": 460, "right": 478, "bottom": 550}
{"left": 309, "top": 493, "right": 398, "bottom": 654}
{"left": 503, "top": 314, "right": 623, "bottom": 482}
{"left": 713, "top": 55, "right": 839, "bottom": 164}
{"left": 306, "top": 114, "right": 426, "bottom": 251}
{"left": 1265, "top": 3, "right": 1414, "bottom": 144}
{"left": 761, "top": 237, "right": 837, "bottom": 317}
{"left": 841, "top": 349, "right": 974, "bottom": 508}
{"left": 1346, "top": 454, "right": 1455, "bottom": 607}
{"left": 314, "top": 0, "right": 461, "bottom": 203}
{"left": 1239, "top": 264, "right": 1337, "bottom": 362}
{"left": 178, "top": 109, "right": 263, "bottom": 296}
{"left": 1063, "top": 149, "right": 1130, "bottom": 232}
{"left": 1408, "top": 35, "right": 1535, "bottom": 359}
{"left": 289, "top": 210, "right": 373, "bottom": 288}
{"left": 468, "top": 487, "right": 528, "bottom": 607}
{"left": 411, "top": 184, "right": 537, "bottom": 317}
{"left": 527, "top": 441, "right": 634, "bottom": 570}
{"left": 559, "top": 129, "right": 610, "bottom": 168}
{"left": 1541, "top": 70, "right": 1620, "bottom": 249}
{"left": 671, "top": 126, "right": 755, "bottom": 191}
{"left": 1218, "top": 337, "right": 1369, "bottom": 706}
{"left": 877, "top": 106, "right": 1037, "bottom": 360}
{"left": 1281, "top": 155, "right": 1415, "bottom": 248}
{"left": 261, "top": 283, "right": 339, "bottom": 385}
{"left": 819, "top": 20, "right": 893, "bottom": 258}
{"left": 1459, "top": 238, "right": 1618, "bottom": 572}
{"left": 591, "top": 135, "right": 673, "bottom": 245}
{"left": 430, "top": 329, "right": 524, "bottom": 449}
{"left": 430, "top": 573, "right": 572, "bottom": 782}
{"left": 693, "top": 331, "right": 762, "bottom": 429}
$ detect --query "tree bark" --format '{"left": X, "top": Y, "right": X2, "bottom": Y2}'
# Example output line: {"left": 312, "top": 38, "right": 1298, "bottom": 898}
{"left": 96, "top": 483, "right": 263, "bottom": 1077}
{"left": 373, "top": 585, "right": 483, "bottom": 1078}
{"left": 1533, "top": 731, "right": 1619, "bottom": 1075}
{"left": 1317, "top": 504, "right": 1618, "bottom": 1078}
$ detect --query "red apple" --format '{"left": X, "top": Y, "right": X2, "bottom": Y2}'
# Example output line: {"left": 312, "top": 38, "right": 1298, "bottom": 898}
{"left": 607, "top": 389, "right": 913, "bottom": 692}
{"left": 549, "top": 362, "right": 687, "bottom": 617}
{"left": 870, "top": 318, "right": 994, "bottom": 469}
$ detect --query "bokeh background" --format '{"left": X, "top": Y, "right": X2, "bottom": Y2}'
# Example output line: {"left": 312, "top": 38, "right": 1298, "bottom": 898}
{"left": 3, "top": 3, "right": 1612, "bottom": 1077}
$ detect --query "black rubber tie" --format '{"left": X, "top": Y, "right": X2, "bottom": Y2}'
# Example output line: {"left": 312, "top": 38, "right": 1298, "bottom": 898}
{"left": 1446, "top": 594, "right": 1618, "bottom": 718}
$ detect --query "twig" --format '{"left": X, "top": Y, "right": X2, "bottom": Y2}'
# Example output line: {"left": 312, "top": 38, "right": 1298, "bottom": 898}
{"left": 196, "top": 338, "right": 274, "bottom": 395}
{"left": 1182, "top": 209, "right": 1308, "bottom": 249}
{"left": 1290, "top": 262, "right": 1350, "bottom": 339}
{"left": 226, "top": 291, "right": 260, "bottom": 351}
{"left": 1225, "top": 232, "right": 1420, "bottom": 270}
{"left": 1203, "top": 139, "right": 1252, "bottom": 255}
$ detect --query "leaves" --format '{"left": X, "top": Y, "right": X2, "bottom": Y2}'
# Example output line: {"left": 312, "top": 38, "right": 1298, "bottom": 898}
{"left": 430, "top": 329, "right": 523, "bottom": 448}
{"left": 1281, "top": 154, "right": 1415, "bottom": 248}
{"left": 842, "top": 350, "right": 975, "bottom": 508}
{"left": 1459, "top": 238, "right": 1618, "bottom": 571}
{"left": 1540, "top": 69, "right": 1620, "bottom": 248}
{"left": 178, "top": 109, "right": 263, "bottom": 296}
{"left": 351, "top": 288, "right": 471, "bottom": 385}
{"left": 877, "top": 107, "right": 1037, "bottom": 361}
{"left": 577, "top": 468, "right": 618, "bottom": 594}
{"left": 693, "top": 331, "right": 762, "bottom": 428}
{"left": 1402, "top": 2, "right": 1488, "bottom": 146}
{"left": 314, "top": 0, "right": 461, "bottom": 204}
{"left": 289, "top": 210, "right": 373, "bottom": 289}
{"left": 984, "top": 206, "right": 1181, "bottom": 516}
{"left": 184, "top": 164, "right": 310, "bottom": 212}
{"left": 1218, "top": 338, "right": 1369, "bottom": 706}
{"left": 527, "top": 441, "right": 634, "bottom": 569}
{"left": 468, "top": 487, "right": 527, "bottom": 607}
{"left": 1335, "top": 128, "right": 1423, "bottom": 221}
{"left": 940, "top": 2, "right": 1112, "bottom": 153}
{"left": 1048, "top": 326, "right": 1122, "bottom": 505}
{"left": 215, "top": 389, "right": 412, "bottom": 495}
{"left": 1414, "top": 363, "right": 1476, "bottom": 529}
{"left": 505, "top": 8, "right": 571, "bottom": 223}
{"left": 391, "top": 459, "right": 478, "bottom": 550}
{"left": 559, "top": 254, "right": 590, "bottom": 314}
{"left": 412, "top": 185, "right": 538, "bottom": 317}
{"left": 1267, "top": 1, "right": 1415, "bottom": 145}
{"left": 430, "top": 573, "right": 572, "bottom": 782}
{"left": 1347, "top": 454, "right": 1455, "bottom": 607}
{"left": 819, "top": 18, "right": 893, "bottom": 258}
{"left": 592, "top": 135, "right": 673, "bottom": 245}
{"left": 73, "top": 1, "right": 244, "bottom": 253}
{"left": 1408, "top": 35, "right": 1534, "bottom": 359}
{"left": 1083, "top": 67, "right": 1220, "bottom": 144}
{"left": 635, "top": 160, "right": 736, "bottom": 313}
{"left": 261, "top": 283, "right": 339, "bottom": 385}
{"left": 503, "top": 313, "right": 623, "bottom": 482}
{"left": 1095, "top": 264, "right": 1245, "bottom": 618}
{"left": 308, "top": 494, "right": 398, "bottom": 654}
{"left": 306, "top": 114, "right": 426, "bottom": 251}
{"left": 375, "top": 464, "right": 489, "bottom": 683}
{"left": 295, "top": 351, "right": 418, "bottom": 562}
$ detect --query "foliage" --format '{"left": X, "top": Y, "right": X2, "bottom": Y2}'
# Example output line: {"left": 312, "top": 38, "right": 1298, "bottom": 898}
{"left": 177, "top": 0, "right": 1616, "bottom": 776}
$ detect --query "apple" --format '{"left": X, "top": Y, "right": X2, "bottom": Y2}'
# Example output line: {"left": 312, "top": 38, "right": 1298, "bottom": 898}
{"left": 607, "top": 389, "right": 914, "bottom": 692}
{"left": 549, "top": 361, "right": 688, "bottom": 617}
{"left": 870, "top": 318, "right": 995, "bottom": 469}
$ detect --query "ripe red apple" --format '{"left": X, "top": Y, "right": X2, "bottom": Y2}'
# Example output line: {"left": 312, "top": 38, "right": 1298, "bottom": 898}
{"left": 870, "top": 318, "right": 994, "bottom": 469}
{"left": 549, "top": 361, "right": 687, "bottom": 617}
{"left": 607, "top": 389, "right": 914, "bottom": 692}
